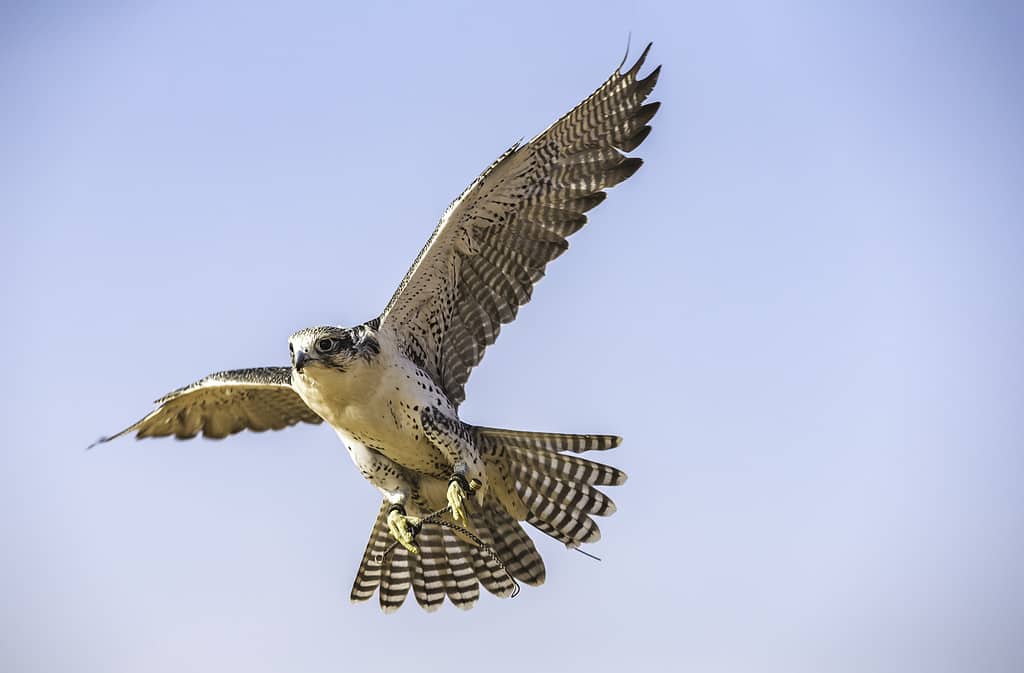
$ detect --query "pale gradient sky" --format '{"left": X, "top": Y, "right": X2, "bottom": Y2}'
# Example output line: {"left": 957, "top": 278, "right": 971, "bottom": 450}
{"left": 3, "top": 2, "right": 1023, "bottom": 672}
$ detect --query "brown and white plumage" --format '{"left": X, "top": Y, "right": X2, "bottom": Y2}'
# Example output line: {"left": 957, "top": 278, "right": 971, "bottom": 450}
{"left": 96, "top": 44, "right": 659, "bottom": 612}
{"left": 379, "top": 43, "right": 661, "bottom": 406}
{"left": 347, "top": 427, "right": 623, "bottom": 611}
{"left": 91, "top": 368, "right": 320, "bottom": 446}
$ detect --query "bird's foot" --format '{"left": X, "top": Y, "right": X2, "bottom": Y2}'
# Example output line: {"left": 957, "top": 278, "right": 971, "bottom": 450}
{"left": 447, "top": 474, "right": 482, "bottom": 524}
{"left": 386, "top": 504, "right": 421, "bottom": 555}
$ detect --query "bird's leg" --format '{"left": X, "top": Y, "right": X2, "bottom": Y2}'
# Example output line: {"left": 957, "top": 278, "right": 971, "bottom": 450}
{"left": 446, "top": 472, "right": 479, "bottom": 526}
{"left": 385, "top": 502, "right": 421, "bottom": 555}
{"left": 420, "top": 408, "right": 485, "bottom": 524}
{"left": 353, "top": 445, "right": 424, "bottom": 555}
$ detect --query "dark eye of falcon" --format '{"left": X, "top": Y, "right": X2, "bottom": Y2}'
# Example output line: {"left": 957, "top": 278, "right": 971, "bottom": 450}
{"left": 316, "top": 338, "right": 336, "bottom": 354}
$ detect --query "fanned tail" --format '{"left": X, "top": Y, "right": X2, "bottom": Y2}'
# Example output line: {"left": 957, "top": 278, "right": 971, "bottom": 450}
{"left": 477, "top": 426, "right": 626, "bottom": 549}
{"left": 349, "top": 494, "right": 546, "bottom": 612}
{"left": 350, "top": 427, "right": 625, "bottom": 611}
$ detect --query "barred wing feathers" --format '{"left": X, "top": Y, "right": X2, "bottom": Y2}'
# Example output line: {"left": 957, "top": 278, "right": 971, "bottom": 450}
{"left": 379, "top": 45, "right": 661, "bottom": 406}
{"left": 91, "top": 367, "right": 321, "bottom": 446}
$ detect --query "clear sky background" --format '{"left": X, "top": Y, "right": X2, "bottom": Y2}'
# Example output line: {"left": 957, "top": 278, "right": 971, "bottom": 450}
{"left": 2, "top": 2, "right": 1022, "bottom": 672}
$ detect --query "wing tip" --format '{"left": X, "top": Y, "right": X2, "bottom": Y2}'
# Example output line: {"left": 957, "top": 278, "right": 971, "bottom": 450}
{"left": 616, "top": 156, "right": 644, "bottom": 183}
{"left": 85, "top": 436, "right": 110, "bottom": 451}
{"left": 636, "top": 64, "right": 662, "bottom": 99}
{"left": 618, "top": 126, "right": 652, "bottom": 153}
{"left": 627, "top": 42, "right": 654, "bottom": 76}
{"left": 639, "top": 100, "right": 661, "bottom": 123}
{"left": 617, "top": 38, "right": 654, "bottom": 75}
{"left": 87, "top": 423, "right": 139, "bottom": 450}
{"left": 580, "top": 191, "right": 608, "bottom": 212}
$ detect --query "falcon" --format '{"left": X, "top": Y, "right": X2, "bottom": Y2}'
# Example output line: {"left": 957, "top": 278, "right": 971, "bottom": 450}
{"left": 95, "top": 44, "right": 660, "bottom": 611}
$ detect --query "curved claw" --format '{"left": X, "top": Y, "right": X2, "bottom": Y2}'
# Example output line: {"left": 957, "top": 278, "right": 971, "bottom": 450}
{"left": 447, "top": 477, "right": 483, "bottom": 524}
{"left": 386, "top": 510, "right": 421, "bottom": 555}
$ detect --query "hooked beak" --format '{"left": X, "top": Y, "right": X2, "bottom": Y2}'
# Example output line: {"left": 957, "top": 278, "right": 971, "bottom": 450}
{"left": 294, "top": 350, "right": 308, "bottom": 372}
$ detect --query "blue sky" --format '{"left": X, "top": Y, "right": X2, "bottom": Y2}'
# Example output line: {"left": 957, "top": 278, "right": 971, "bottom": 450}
{"left": 2, "top": 2, "right": 1022, "bottom": 672}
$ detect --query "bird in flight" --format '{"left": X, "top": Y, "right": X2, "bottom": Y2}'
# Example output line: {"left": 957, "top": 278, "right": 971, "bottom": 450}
{"left": 95, "top": 44, "right": 660, "bottom": 611}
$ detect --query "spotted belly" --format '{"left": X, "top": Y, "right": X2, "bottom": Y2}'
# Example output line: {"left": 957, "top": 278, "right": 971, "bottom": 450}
{"left": 320, "top": 391, "right": 451, "bottom": 479}
{"left": 335, "top": 423, "right": 449, "bottom": 478}
{"left": 292, "top": 346, "right": 459, "bottom": 479}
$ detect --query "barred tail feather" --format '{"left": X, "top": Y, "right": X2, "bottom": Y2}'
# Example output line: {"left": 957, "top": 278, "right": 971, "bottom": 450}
{"left": 478, "top": 425, "right": 627, "bottom": 486}
{"left": 477, "top": 426, "right": 621, "bottom": 453}
{"left": 507, "top": 445, "right": 626, "bottom": 486}
{"left": 350, "top": 501, "right": 391, "bottom": 603}
{"left": 476, "top": 425, "right": 624, "bottom": 549}
{"left": 412, "top": 525, "right": 447, "bottom": 611}
{"left": 485, "top": 506, "right": 546, "bottom": 586}
{"left": 442, "top": 527, "right": 480, "bottom": 609}
{"left": 467, "top": 522, "right": 518, "bottom": 598}
{"left": 518, "top": 480, "right": 601, "bottom": 547}
{"left": 527, "top": 514, "right": 578, "bottom": 548}
{"left": 511, "top": 465, "right": 617, "bottom": 516}
{"left": 379, "top": 546, "right": 413, "bottom": 613}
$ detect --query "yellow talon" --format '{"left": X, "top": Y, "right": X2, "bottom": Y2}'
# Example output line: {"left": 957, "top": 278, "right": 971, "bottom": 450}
{"left": 447, "top": 479, "right": 468, "bottom": 523}
{"left": 386, "top": 509, "right": 420, "bottom": 555}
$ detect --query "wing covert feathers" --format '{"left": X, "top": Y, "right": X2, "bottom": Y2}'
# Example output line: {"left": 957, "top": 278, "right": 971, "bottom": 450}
{"left": 91, "top": 367, "right": 320, "bottom": 447}
{"left": 380, "top": 45, "right": 661, "bottom": 406}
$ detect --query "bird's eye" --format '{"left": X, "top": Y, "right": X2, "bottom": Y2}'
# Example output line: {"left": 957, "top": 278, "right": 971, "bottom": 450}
{"left": 316, "top": 338, "right": 335, "bottom": 353}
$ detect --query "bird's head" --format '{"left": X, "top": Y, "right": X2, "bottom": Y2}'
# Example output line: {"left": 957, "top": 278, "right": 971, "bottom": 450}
{"left": 288, "top": 324, "right": 380, "bottom": 378}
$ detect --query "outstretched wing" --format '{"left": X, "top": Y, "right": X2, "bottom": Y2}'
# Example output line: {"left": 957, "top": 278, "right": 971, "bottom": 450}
{"left": 91, "top": 367, "right": 321, "bottom": 446}
{"left": 378, "top": 44, "right": 661, "bottom": 407}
